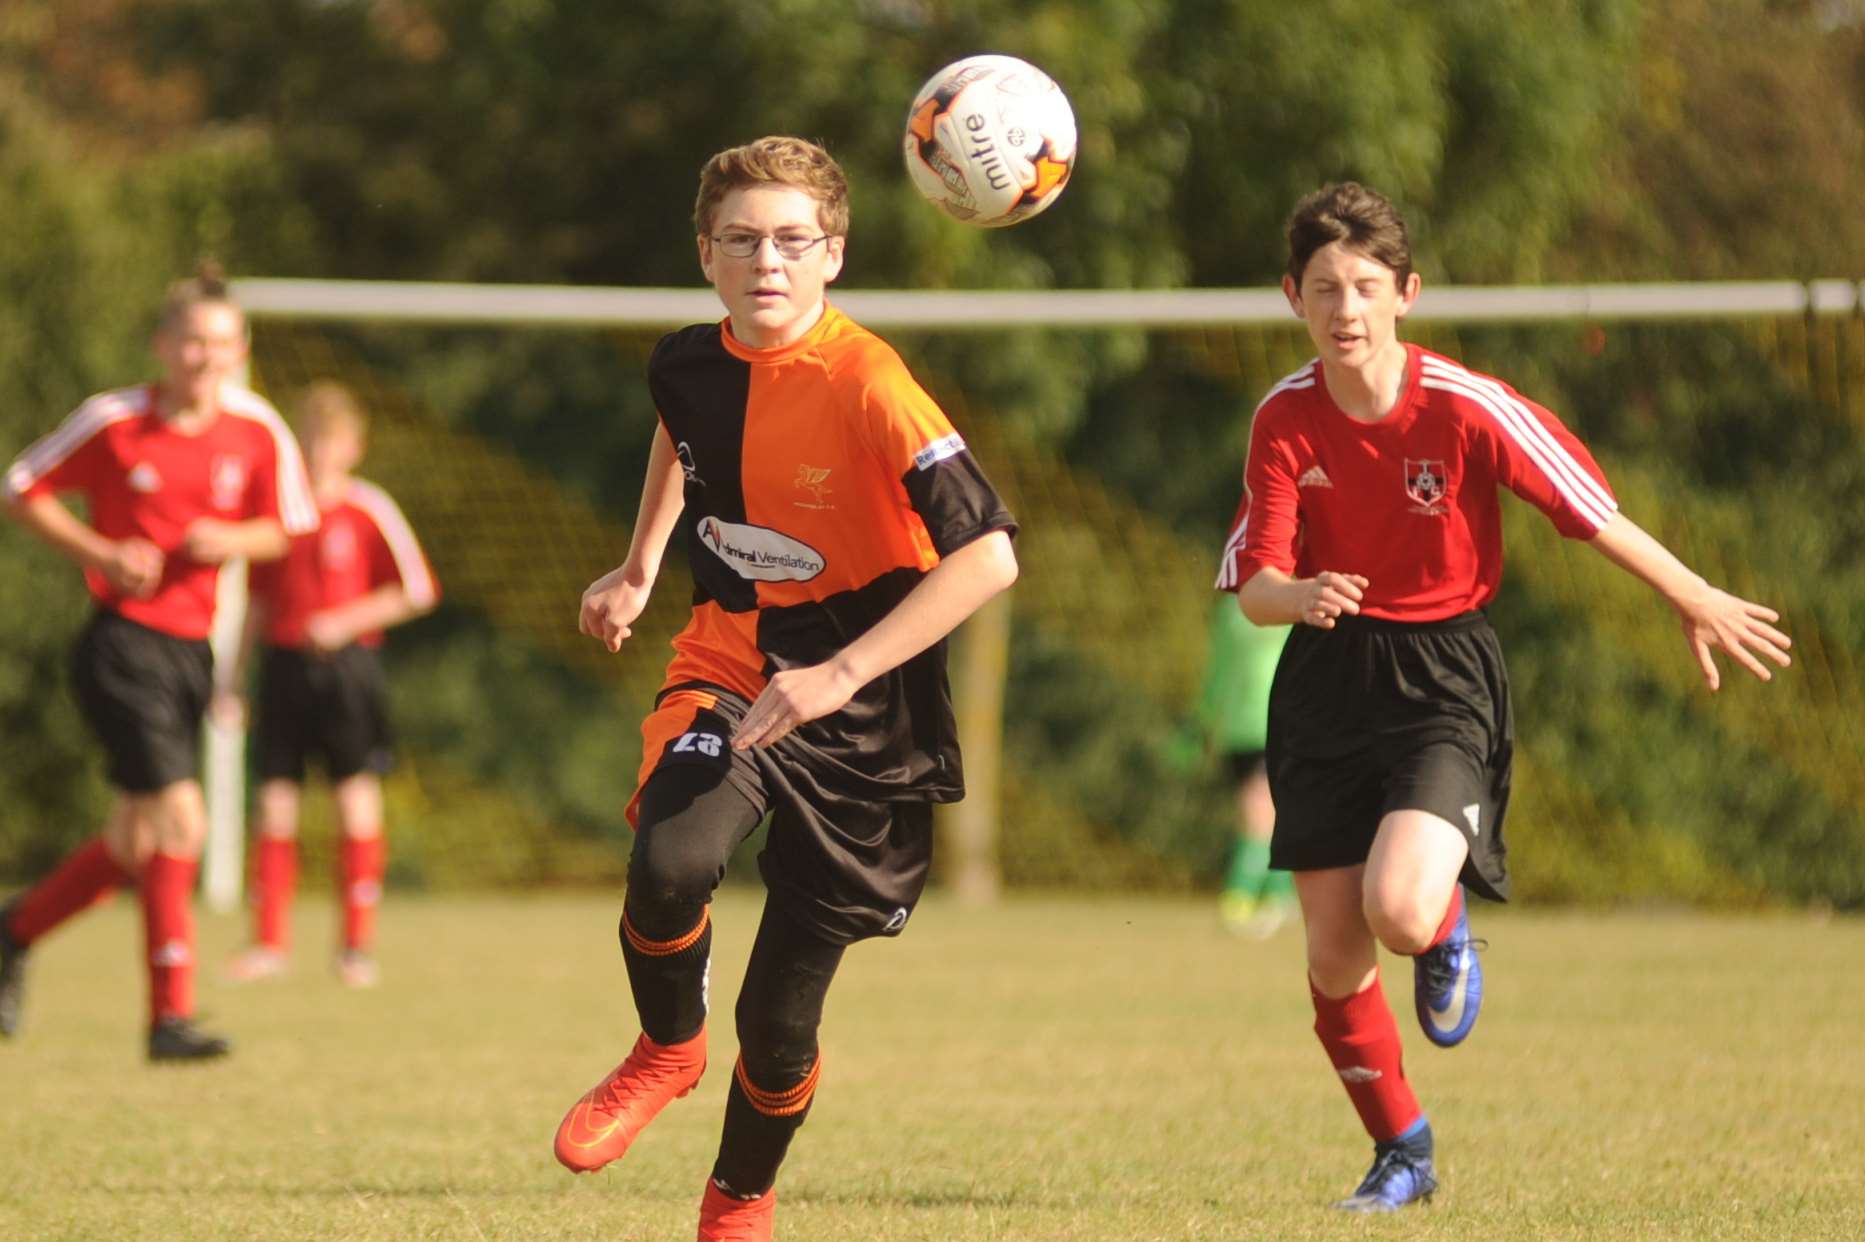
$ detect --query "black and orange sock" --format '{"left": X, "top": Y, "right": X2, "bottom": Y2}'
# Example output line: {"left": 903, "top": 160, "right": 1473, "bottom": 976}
{"left": 1311, "top": 970, "right": 1423, "bottom": 1143}
{"left": 712, "top": 1053, "right": 821, "bottom": 1197}
{"left": 620, "top": 902, "right": 712, "bottom": 1045}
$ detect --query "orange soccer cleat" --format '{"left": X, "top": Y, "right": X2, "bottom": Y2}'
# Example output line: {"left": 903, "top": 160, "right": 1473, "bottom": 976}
{"left": 697, "top": 1179, "right": 776, "bottom": 1241}
{"left": 554, "top": 1029, "right": 707, "bottom": 1173}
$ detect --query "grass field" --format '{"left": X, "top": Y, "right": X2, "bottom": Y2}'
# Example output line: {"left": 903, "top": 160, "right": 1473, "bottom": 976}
{"left": 0, "top": 890, "right": 1860, "bottom": 1241}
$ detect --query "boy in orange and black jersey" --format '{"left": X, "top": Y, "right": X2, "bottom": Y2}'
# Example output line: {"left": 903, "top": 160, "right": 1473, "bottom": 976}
{"left": 551, "top": 136, "right": 1018, "bottom": 1241}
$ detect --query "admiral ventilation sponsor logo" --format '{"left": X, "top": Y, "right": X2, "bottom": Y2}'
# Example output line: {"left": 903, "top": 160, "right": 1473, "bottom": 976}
{"left": 697, "top": 517, "right": 826, "bottom": 583}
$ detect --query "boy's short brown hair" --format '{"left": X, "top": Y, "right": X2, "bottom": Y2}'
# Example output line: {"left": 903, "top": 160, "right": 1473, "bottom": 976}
{"left": 693, "top": 136, "right": 850, "bottom": 239}
{"left": 296, "top": 379, "right": 369, "bottom": 443}
{"left": 1285, "top": 182, "right": 1414, "bottom": 287}
{"left": 157, "top": 259, "right": 241, "bottom": 333}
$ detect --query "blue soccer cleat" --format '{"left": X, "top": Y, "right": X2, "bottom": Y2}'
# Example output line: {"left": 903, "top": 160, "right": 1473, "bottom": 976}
{"left": 1414, "top": 886, "right": 1483, "bottom": 1048}
{"left": 1332, "top": 1122, "right": 1437, "bottom": 1212}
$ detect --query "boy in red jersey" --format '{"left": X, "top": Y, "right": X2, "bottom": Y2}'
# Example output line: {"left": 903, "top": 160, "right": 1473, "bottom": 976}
{"left": 222, "top": 381, "right": 438, "bottom": 989}
{"left": 0, "top": 265, "right": 318, "bottom": 1060}
{"left": 552, "top": 136, "right": 1018, "bottom": 1241}
{"left": 1216, "top": 183, "right": 1792, "bottom": 1210}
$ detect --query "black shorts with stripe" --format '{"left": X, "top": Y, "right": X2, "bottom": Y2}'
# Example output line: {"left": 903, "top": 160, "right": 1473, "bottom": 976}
{"left": 70, "top": 610, "right": 214, "bottom": 794}
{"left": 254, "top": 644, "right": 394, "bottom": 784}
{"left": 1265, "top": 611, "right": 1513, "bottom": 901}
{"left": 630, "top": 684, "right": 935, "bottom": 946}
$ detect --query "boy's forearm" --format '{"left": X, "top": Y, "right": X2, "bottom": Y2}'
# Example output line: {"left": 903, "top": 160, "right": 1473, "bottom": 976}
{"left": 831, "top": 530, "right": 1017, "bottom": 687}
{"left": 1586, "top": 512, "right": 1708, "bottom": 612}
{"left": 9, "top": 494, "right": 116, "bottom": 570}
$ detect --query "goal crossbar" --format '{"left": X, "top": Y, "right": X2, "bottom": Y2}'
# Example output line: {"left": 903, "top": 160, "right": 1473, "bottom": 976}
{"left": 233, "top": 278, "right": 1865, "bottom": 330}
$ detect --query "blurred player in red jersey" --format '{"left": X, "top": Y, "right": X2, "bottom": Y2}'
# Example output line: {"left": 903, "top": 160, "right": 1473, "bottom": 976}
{"left": 0, "top": 264, "right": 318, "bottom": 1060}
{"left": 551, "top": 136, "right": 1018, "bottom": 1241}
{"left": 221, "top": 381, "right": 438, "bottom": 989}
{"left": 1215, "top": 183, "right": 1792, "bottom": 1211}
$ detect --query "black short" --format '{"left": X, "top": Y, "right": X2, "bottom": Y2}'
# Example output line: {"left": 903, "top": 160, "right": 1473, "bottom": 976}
{"left": 628, "top": 686, "right": 936, "bottom": 945}
{"left": 254, "top": 644, "right": 394, "bottom": 784}
{"left": 1265, "top": 611, "right": 1512, "bottom": 901}
{"left": 70, "top": 610, "right": 214, "bottom": 794}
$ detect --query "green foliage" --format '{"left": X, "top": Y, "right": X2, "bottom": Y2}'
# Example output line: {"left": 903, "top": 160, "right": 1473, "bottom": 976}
{"left": 4, "top": 2, "right": 1864, "bottom": 903}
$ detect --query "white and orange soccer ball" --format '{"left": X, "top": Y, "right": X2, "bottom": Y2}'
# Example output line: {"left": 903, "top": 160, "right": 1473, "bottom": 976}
{"left": 903, "top": 54, "right": 1077, "bottom": 228}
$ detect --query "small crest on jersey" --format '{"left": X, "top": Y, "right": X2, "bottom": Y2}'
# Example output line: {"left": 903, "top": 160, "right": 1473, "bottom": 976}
{"left": 321, "top": 521, "right": 360, "bottom": 570}
{"left": 127, "top": 462, "right": 163, "bottom": 494}
{"left": 1404, "top": 458, "right": 1448, "bottom": 515}
{"left": 697, "top": 516, "right": 825, "bottom": 582}
{"left": 913, "top": 433, "right": 965, "bottom": 472}
{"left": 792, "top": 464, "right": 834, "bottom": 510}
{"left": 676, "top": 440, "right": 704, "bottom": 487}
{"left": 1297, "top": 464, "right": 1333, "bottom": 488}
{"left": 209, "top": 455, "right": 249, "bottom": 510}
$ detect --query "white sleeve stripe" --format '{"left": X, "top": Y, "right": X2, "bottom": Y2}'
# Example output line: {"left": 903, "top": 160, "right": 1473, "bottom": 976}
{"left": 1214, "top": 517, "right": 1248, "bottom": 589}
{"left": 1421, "top": 373, "right": 1616, "bottom": 529}
{"left": 3, "top": 390, "right": 144, "bottom": 499}
{"left": 348, "top": 479, "right": 437, "bottom": 607}
{"left": 222, "top": 390, "right": 319, "bottom": 533}
{"left": 1420, "top": 359, "right": 1618, "bottom": 517}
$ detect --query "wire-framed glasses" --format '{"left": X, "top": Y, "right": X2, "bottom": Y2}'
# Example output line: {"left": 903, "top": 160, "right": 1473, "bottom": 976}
{"left": 711, "top": 231, "right": 833, "bottom": 260}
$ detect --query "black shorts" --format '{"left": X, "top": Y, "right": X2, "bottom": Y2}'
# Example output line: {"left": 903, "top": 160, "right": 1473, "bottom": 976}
{"left": 70, "top": 610, "right": 214, "bottom": 794}
{"left": 627, "top": 685, "right": 936, "bottom": 945}
{"left": 1265, "top": 612, "right": 1512, "bottom": 901}
{"left": 254, "top": 644, "right": 394, "bottom": 784}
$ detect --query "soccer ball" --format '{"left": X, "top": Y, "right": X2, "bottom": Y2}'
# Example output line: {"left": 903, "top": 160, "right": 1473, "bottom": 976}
{"left": 903, "top": 54, "right": 1077, "bottom": 228}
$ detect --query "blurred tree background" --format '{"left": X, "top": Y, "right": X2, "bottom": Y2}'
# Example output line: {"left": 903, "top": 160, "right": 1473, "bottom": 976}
{"left": 2, "top": 0, "right": 1861, "bottom": 904}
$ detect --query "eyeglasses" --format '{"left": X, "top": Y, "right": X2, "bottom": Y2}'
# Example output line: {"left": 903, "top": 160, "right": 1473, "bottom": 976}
{"left": 711, "top": 231, "right": 833, "bottom": 260}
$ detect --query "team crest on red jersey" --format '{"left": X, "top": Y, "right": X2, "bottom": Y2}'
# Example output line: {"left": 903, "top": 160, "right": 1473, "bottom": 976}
{"left": 1404, "top": 458, "right": 1449, "bottom": 515}
{"left": 209, "top": 455, "right": 249, "bottom": 510}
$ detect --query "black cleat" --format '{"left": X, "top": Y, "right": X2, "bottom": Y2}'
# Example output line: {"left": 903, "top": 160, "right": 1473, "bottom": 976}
{"left": 0, "top": 903, "right": 27, "bottom": 1038}
{"left": 147, "top": 1017, "right": 232, "bottom": 1062}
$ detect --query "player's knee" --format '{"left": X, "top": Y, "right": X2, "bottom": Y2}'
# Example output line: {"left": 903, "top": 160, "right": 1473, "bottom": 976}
{"left": 734, "top": 998, "right": 822, "bottom": 1084}
{"left": 626, "top": 831, "right": 725, "bottom": 910}
{"left": 1362, "top": 891, "right": 1436, "bottom": 955}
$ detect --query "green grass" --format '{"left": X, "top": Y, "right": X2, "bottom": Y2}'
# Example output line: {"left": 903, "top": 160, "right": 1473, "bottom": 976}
{"left": 1, "top": 891, "right": 1860, "bottom": 1240}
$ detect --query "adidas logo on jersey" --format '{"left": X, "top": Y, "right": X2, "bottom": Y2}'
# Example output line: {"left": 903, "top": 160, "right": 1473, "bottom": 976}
{"left": 1297, "top": 464, "right": 1333, "bottom": 488}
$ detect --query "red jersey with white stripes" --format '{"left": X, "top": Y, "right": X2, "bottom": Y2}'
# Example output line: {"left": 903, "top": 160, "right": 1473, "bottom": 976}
{"left": 1216, "top": 344, "right": 1617, "bottom": 621}
{"left": 4, "top": 384, "right": 319, "bottom": 640}
{"left": 248, "top": 477, "right": 439, "bottom": 649}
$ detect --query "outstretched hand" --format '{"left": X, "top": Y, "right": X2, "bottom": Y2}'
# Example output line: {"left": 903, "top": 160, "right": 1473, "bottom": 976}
{"left": 1677, "top": 587, "right": 1792, "bottom": 691}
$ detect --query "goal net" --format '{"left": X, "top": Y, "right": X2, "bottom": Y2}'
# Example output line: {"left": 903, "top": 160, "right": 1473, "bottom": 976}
{"left": 214, "top": 279, "right": 1865, "bottom": 908}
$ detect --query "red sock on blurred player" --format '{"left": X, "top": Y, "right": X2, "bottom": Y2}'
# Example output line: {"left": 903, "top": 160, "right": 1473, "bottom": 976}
{"left": 341, "top": 833, "right": 384, "bottom": 953}
{"left": 253, "top": 836, "right": 298, "bottom": 951}
{"left": 5, "top": 837, "right": 128, "bottom": 945}
{"left": 142, "top": 852, "right": 198, "bottom": 1024}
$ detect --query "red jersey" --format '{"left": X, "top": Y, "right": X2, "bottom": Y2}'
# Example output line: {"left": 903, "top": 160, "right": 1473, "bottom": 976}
{"left": 249, "top": 477, "right": 439, "bottom": 649}
{"left": 1215, "top": 344, "right": 1617, "bottom": 621}
{"left": 4, "top": 384, "right": 319, "bottom": 640}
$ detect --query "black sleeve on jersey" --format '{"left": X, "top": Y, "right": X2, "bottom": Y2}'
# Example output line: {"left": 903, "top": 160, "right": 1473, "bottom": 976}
{"left": 901, "top": 453, "right": 1018, "bottom": 558}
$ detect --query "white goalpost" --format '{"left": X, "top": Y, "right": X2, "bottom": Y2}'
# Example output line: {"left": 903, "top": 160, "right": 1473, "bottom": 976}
{"left": 198, "top": 276, "right": 1862, "bottom": 908}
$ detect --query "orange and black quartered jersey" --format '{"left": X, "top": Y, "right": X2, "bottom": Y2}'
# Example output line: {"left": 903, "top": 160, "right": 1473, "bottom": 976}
{"left": 648, "top": 304, "right": 1015, "bottom": 803}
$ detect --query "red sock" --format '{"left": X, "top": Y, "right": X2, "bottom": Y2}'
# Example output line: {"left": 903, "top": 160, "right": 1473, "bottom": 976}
{"left": 142, "top": 852, "right": 198, "bottom": 1024}
{"left": 1425, "top": 886, "right": 1465, "bottom": 950}
{"left": 5, "top": 837, "right": 129, "bottom": 945}
{"left": 253, "top": 837, "right": 298, "bottom": 950}
{"left": 340, "top": 834, "right": 385, "bottom": 952}
{"left": 1311, "top": 971, "right": 1423, "bottom": 1143}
